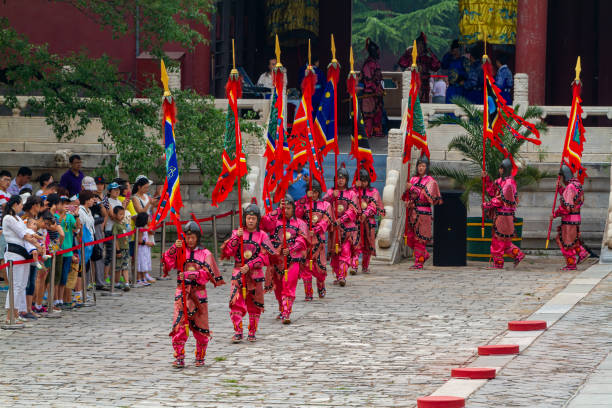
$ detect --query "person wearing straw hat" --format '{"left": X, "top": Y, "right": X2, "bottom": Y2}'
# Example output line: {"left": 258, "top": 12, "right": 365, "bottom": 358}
{"left": 163, "top": 221, "right": 225, "bottom": 368}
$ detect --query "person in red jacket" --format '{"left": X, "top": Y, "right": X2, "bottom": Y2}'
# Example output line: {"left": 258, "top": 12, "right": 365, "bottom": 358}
{"left": 221, "top": 203, "right": 275, "bottom": 343}
{"left": 551, "top": 165, "right": 589, "bottom": 270}
{"left": 162, "top": 221, "right": 225, "bottom": 368}
{"left": 263, "top": 195, "right": 308, "bottom": 324}
{"left": 296, "top": 180, "right": 331, "bottom": 300}
{"left": 482, "top": 158, "right": 525, "bottom": 269}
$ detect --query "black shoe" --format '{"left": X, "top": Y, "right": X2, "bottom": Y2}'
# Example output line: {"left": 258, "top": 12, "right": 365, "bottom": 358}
{"left": 232, "top": 333, "right": 243, "bottom": 343}
{"left": 96, "top": 284, "right": 111, "bottom": 291}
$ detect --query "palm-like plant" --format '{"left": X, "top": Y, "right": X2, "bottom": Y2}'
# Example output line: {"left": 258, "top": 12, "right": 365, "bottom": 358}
{"left": 429, "top": 96, "right": 549, "bottom": 205}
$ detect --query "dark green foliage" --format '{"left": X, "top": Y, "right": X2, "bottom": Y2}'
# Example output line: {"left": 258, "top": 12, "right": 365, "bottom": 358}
{"left": 352, "top": 0, "right": 459, "bottom": 61}
{"left": 0, "top": 1, "right": 262, "bottom": 196}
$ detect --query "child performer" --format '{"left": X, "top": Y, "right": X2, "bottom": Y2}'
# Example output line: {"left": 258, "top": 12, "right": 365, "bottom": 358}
{"left": 162, "top": 221, "right": 225, "bottom": 368}
{"left": 263, "top": 195, "right": 308, "bottom": 324}
{"left": 402, "top": 154, "right": 442, "bottom": 269}
{"left": 324, "top": 166, "right": 359, "bottom": 286}
{"left": 482, "top": 158, "right": 525, "bottom": 269}
{"left": 353, "top": 169, "right": 384, "bottom": 274}
{"left": 296, "top": 180, "right": 331, "bottom": 299}
{"left": 221, "top": 202, "right": 275, "bottom": 343}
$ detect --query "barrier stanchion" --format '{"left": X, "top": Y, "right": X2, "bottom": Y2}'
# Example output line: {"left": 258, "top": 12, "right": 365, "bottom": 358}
{"left": 79, "top": 240, "right": 94, "bottom": 307}
{"left": 45, "top": 253, "right": 61, "bottom": 318}
{"left": 159, "top": 222, "right": 166, "bottom": 279}
{"left": 133, "top": 228, "right": 139, "bottom": 287}
{"left": 88, "top": 259, "right": 97, "bottom": 304}
{"left": 1, "top": 261, "right": 23, "bottom": 330}
{"left": 101, "top": 235, "right": 122, "bottom": 297}
{"left": 212, "top": 215, "right": 219, "bottom": 259}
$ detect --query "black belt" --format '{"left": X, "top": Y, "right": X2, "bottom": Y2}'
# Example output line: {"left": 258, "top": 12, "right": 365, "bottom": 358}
{"left": 496, "top": 211, "right": 514, "bottom": 216}
{"left": 7, "top": 243, "right": 32, "bottom": 260}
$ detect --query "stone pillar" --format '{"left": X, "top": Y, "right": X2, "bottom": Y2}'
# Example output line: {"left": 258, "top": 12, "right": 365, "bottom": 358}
{"left": 513, "top": 73, "right": 529, "bottom": 115}
{"left": 515, "top": 0, "right": 547, "bottom": 105}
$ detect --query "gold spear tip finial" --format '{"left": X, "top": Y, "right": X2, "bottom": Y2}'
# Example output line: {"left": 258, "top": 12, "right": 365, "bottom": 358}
{"left": 575, "top": 56, "right": 581, "bottom": 81}
{"left": 160, "top": 59, "right": 171, "bottom": 97}
{"left": 331, "top": 34, "right": 338, "bottom": 63}
{"left": 350, "top": 46, "right": 354, "bottom": 73}
{"left": 231, "top": 38, "right": 238, "bottom": 75}
{"left": 275, "top": 34, "right": 282, "bottom": 67}
{"left": 411, "top": 39, "right": 417, "bottom": 68}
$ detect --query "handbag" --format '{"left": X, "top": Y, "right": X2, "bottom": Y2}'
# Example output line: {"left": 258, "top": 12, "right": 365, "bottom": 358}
{"left": 91, "top": 244, "right": 103, "bottom": 262}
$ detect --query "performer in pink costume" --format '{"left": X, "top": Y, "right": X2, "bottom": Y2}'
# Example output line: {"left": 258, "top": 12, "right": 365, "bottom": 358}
{"left": 482, "top": 158, "right": 525, "bottom": 269}
{"left": 551, "top": 164, "right": 589, "bottom": 270}
{"left": 354, "top": 169, "right": 384, "bottom": 274}
{"left": 221, "top": 203, "right": 275, "bottom": 342}
{"left": 263, "top": 195, "right": 308, "bottom": 324}
{"left": 162, "top": 221, "right": 225, "bottom": 368}
{"left": 323, "top": 166, "right": 359, "bottom": 286}
{"left": 402, "top": 155, "right": 442, "bottom": 269}
{"left": 296, "top": 179, "right": 331, "bottom": 300}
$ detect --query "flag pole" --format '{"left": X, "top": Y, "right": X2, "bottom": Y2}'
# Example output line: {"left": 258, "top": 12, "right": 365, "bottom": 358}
{"left": 404, "top": 40, "right": 418, "bottom": 246}
{"left": 161, "top": 60, "right": 189, "bottom": 338}
{"left": 481, "top": 29, "right": 489, "bottom": 238}
{"left": 331, "top": 34, "right": 339, "bottom": 182}
{"left": 545, "top": 56, "right": 581, "bottom": 249}
{"left": 275, "top": 35, "right": 288, "bottom": 281}
{"left": 230, "top": 39, "right": 247, "bottom": 299}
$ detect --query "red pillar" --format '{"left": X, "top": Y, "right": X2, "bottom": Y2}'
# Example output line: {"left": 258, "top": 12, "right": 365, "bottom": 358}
{"left": 515, "top": 0, "right": 548, "bottom": 105}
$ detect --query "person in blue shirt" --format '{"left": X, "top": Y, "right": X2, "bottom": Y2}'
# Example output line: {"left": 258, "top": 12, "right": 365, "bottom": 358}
{"left": 287, "top": 164, "right": 309, "bottom": 201}
{"left": 495, "top": 52, "right": 513, "bottom": 105}
{"left": 464, "top": 43, "right": 484, "bottom": 105}
{"left": 441, "top": 40, "right": 468, "bottom": 104}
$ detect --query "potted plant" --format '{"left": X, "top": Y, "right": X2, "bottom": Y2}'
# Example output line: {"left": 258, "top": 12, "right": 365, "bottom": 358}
{"left": 429, "top": 97, "right": 548, "bottom": 261}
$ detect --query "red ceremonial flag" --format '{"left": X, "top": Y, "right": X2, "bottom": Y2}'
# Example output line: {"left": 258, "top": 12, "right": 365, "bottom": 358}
{"left": 562, "top": 80, "right": 588, "bottom": 183}
{"left": 150, "top": 60, "right": 183, "bottom": 229}
{"left": 482, "top": 58, "right": 541, "bottom": 176}
{"left": 347, "top": 70, "right": 376, "bottom": 183}
{"left": 211, "top": 71, "right": 247, "bottom": 206}
{"left": 403, "top": 68, "right": 430, "bottom": 163}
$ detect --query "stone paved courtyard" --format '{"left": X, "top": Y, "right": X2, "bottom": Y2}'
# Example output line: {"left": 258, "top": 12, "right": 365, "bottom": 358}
{"left": 0, "top": 257, "right": 603, "bottom": 407}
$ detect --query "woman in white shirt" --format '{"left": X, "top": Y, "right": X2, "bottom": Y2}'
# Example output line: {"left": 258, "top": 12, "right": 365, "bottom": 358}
{"left": 2, "top": 195, "right": 36, "bottom": 324}
{"left": 131, "top": 175, "right": 158, "bottom": 216}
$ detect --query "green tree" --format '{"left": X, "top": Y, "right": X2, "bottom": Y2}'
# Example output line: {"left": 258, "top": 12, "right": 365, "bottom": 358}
{"left": 352, "top": 0, "right": 459, "bottom": 61}
{"left": 0, "top": 1, "right": 261, "bottom": 195}
{"left": 428, "top": 97, "right": 549, "bottom": 205}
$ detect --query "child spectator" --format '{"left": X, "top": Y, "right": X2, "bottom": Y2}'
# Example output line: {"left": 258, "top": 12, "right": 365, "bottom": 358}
{"left": 54, "top": 193, "right": 79, "bottom": 310}
{"left": 34, "top": 210, "right": 64, "bottom": 314}
{"left": 102, "top": 182, "right": 122, "bottom": 285}
{"left": 111, "top": 206, "right": 131, "bottom": 291}
{"left": 24, "top": 217, "right": 48, "bottom": 270}
{"left": 134, "top": 212, "right": 154, "bottom": 287}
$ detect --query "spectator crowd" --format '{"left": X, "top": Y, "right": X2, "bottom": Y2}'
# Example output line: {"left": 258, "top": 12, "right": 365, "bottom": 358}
{"left": 0, "top": 155, "right": 162, "bottom": 325}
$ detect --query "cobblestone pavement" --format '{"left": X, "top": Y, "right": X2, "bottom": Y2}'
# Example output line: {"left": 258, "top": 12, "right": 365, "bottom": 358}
{"left": 466, "top": 273, "right": 612, "bottom": 408}
{"left": 0, "top": 257, "right": 590, "bottom": 407}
